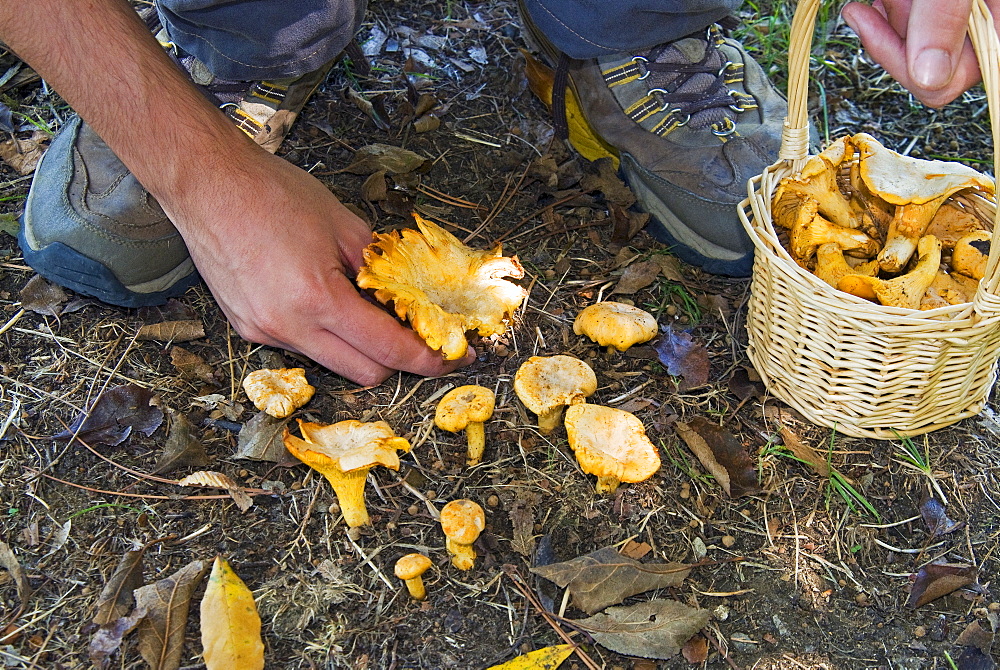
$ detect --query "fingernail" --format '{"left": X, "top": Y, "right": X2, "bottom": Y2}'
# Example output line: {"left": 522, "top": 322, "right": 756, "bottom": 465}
{"left": 912, "top": 48, "right": 954, "bottom": 90}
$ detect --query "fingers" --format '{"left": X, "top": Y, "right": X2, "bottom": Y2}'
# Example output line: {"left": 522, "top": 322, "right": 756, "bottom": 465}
{"left": 903, "top": 0, "right": 973, "bottom": 90}
{"left": 842, "top": 0, "right": 980, "bottom": 107}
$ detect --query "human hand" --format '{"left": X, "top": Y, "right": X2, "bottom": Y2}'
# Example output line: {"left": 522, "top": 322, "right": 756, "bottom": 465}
{"left": 841, "top": 0, "right": 1000, "bottom": 107}
{"left": 161, "top": 150, "right": 475, "bottom": 386}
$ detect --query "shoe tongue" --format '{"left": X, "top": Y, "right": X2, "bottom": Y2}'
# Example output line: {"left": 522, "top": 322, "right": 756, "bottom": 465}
{"left": 642, "top": 38, "right": 734, "bottom": 131}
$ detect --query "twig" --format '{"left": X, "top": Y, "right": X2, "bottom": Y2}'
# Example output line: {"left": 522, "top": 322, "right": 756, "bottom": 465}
{"left": 25, "top": 468, "right": 274, "bottom": 499}
{"left": 504, "top": 566, "right": 601, "bottom": 670}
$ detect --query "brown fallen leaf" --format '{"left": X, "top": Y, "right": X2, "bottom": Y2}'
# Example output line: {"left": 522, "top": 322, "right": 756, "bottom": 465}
{"left": 342, "top": 143, "right": 429, "bottom": 175}
{"left": 235, "top": 411, "right": 292, "bottom": 463}
{"left": 907, "top": 562, "right": 979, "bottom": 609}
{"left": 20, "top": 274, "right": 68, "bottom": 317}
{"left": 681, "top": 634, "right": 709, "bottom": 664}
{"left": 509, "top": 490, "right": 540, "bottom": 557}
{"left": 89, "top": 607, "right": 147, "bottom": 669}
{"left": 54, "top": 384, "right": 164, "bottom": 447}
{"left": 169, "top": 346, "right": 217, "bottom": 385}
{"left": 361, "top": 170, "right": 389, "bottom": 202}
{"left": 0, "top": 540, "right": 31, "bottom": 609}
{"left": 574, "top": 599, "right": 710, "bottom": 659}
{"left": 200, "top": 556, "right": 264, "bottom": 670}
{"left": 136, "top": 320, "right": 205, "bottom": 343}
{"left": 178, "top": 471, "right": 253, "bottom": 512}
{"left": 344, "top": 87, "right": 391, "bottom": 131}
{"left": 135, "top": 559, "right": 209, "bottom": 670}
{"left": 610, "top": 203, "right": 648, "bottom": 244}
{"left": 154, "top": 411, "right": 210, "bottom": 475}
{"left": 0, "top": 130, "right": 48, "bottom": 175}
{"left": 413, "top": 113, "right": 441, "bottom": 133}
{"left": 530, "top": 546, "right": 692, "bottom": 615}
{"left": 778, "top": 427, "right": 830, "bottom": 478}
{"left": 649, "top": 254, "right": 686, "bottom": 283}
{"left": 675, "top": 417, "right": 760, "bottom": 497}
{"left": 93, "top": 548, "right": 146, "bottom": 625}
{"left": 613, "top": 260, "right": 661, "bottom": 295}
{"left": 728, "top": 366, "right": 766, "bottom": 402}
{"left": 580, "top": 157, "right": 635, "bottom": 208}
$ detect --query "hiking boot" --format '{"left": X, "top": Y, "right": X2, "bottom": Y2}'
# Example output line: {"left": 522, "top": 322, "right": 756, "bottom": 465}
{"left": 521, "top": 8, "right": 791, "bottom": 277}
{"left": 18, "top": 41, "right": 343, "bottom": 308}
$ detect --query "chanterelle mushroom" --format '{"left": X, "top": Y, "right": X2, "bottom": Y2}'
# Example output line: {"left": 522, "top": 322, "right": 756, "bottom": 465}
{"left": 564, "top": 403, "right": 661, "bottom": 494}
{"left": 434, "top": 385, "right": 495, "bottom": 466}
{"left": 573, "top": 302, "right": 658, "bottom": 353}
{"left": 774, "top": 139, "right": 855, "bottom": 229}
{"left": 356, "top": 213, "right": 528, "bottom": 360}
{"left": 851, "top": 133, "right": 995, "bottom": 273}
{"left": 283, "top": 419, "right": 411, "bottom": 527}
{"left": 394, "top": 553, "right": 432, "bottom": 600}
{"left": 814, "top": 243, "right": 878, "bottom": 290}
{"left": 788, "top": 197, "right": 879, "bottom": 266}
{"left": 951, "top": 230, "right": 991, "bottom": 281}
{"left": 242, "top": 368, "right": 315, "bottom": 418}
{"left": 440, "top": 499, "right": 485, "bottom": 570}
{"left": 838, "top": 235, "right": 943, "bottom": 309}
{"left": 513, "top": 355, "right": 598, "bottom": 434}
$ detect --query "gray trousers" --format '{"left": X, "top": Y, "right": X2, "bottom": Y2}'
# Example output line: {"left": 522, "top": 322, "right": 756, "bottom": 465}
{"left": 158, "top": 0, "right": 741, "bottom": 80}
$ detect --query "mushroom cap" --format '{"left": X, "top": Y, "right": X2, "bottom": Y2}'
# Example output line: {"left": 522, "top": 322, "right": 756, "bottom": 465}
{"left": 394, "top": 553, "right": 432, "bottom": 580}
{"left": 513, "top": 355, "right": 598, "bottom": 417}
{"left": 564, "top": 404, "right": 661, "bottom": 484}
{"left": 952, "top": 230, "right": 992, "bottom": 280}
{"left": 839, "top": 235, "right": 943, "bottom": 309}
{"left": 925, "top": 200, "right": 990, "bottom": 249}
{"left": 855, "top": 133, "right": 995, "bottom": 206}
{"left": 440, "top": 499, "right": 485, "bottom": 544}
{"left": 356, "top": 213, "right": 528, "bottom": 360}
{"left": 573, "top": 302, "right": 658, "bottom": 352}
{"left": 434, "top": 385, "right": 496, "bottom": 432}
{"left": 242, "top": 368, "right": 315, "bottom": 418}
{"left": 282, "top": 419, "right": 411, "bottom": 475}
{"left": 788, "top": 198, "right": 878, "bottom": 264}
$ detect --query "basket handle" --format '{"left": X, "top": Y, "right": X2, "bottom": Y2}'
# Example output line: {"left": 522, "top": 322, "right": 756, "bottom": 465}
{"left": 780, "top": 0, "right": 1000, "bottom": 294}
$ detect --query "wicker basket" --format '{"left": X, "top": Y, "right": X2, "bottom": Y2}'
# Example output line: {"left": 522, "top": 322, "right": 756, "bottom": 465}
{"left": 739, "top": 0, "right": 1000, "bottom": 439}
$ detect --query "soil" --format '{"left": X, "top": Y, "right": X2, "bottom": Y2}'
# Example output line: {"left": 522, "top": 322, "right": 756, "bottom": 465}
{"left": 1, "top": 2, "right": 999, "bottom": 669}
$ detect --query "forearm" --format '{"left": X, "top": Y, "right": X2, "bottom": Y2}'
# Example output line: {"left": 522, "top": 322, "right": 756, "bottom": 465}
{"left": 0, "top": 0, "right": 257, "bottom": 214}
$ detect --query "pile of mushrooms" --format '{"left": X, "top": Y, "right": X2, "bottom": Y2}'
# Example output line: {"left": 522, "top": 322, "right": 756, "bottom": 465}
{"left": 773, "top": 133, "right": 995, "bottom": 309}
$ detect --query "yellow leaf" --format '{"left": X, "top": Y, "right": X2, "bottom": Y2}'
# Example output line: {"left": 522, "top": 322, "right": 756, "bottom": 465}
{"left": 200, "top": 557, "right": 264, "bottom": 670}
{"left": 485, "top": 644, "right": 574, "bottom": 670}
{"left": 521, "top": 50, "right": 619, "bottom": 168}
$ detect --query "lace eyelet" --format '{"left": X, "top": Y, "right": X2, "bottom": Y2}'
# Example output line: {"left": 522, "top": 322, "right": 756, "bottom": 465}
{"left": 632, "top": 55, "right": 650, "bottom": 80}
{"left": 712, "top": 122, "right": 736, "bottom": 137}
{"left": 728, "top": 90, "right": 746, "bottom": 112}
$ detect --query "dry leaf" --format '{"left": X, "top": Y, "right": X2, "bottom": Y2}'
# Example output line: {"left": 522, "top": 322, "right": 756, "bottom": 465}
{"left": 93, "top": 548, "right": 145, "bottom": 625}
{"left": 920, "top": 495, "right": 963, "bottom": 537}
{"left": 200, "top": 557, "right": 264, "bottom": 670}
{"left": 778, "top": 427, "right": 830, "bottom": 478}
{"left": 0, "top": 130, "right": 48, "bottom": 175}
{"left": 531, "top": 546, "right": 692, "bottom": 615}
{"left": 580, "top": 158, "right": 635, "bottom": 208}
{"left": 178, "top": 471, "right": 253, "bottom": 512}
{"left": 522, "top": 50, "right": 618, "bottom": 167}
{"left": 345, "top": 87, "right": 391, "bottom": 131}
{"left": 361, "top": 170, "right": 389, "bottom": 202}
{"left": 20, "top": 274, "right": 68, "bottom": 316}
{"left": 574, "top": 599, "right": 710, "bottom": 659}
{"left": 681, "top": 634, "right": 709, "bottom": 663}
{"left": 343, "top": 143, "right": 429, "bottom": 175}
{"left": 154, "top": 411, "right": 210, "bottom": 475}
{"left": 728, "top": 366, "right": 765, "bottom": 401}
{"left": 89, "top": 607, "right": 147, "bottom": 668}
{"left": 413, "top": 113, "right": 441, "bottom": 133}
{"left": 650, "top": 254, "right": 685, "bottom": 282}
{"left": 907, "top": 562, "right": 979, "bottom": 609}
{"left": 0, "top": 540, "right": 31, "bottom": 608}
{"left": 235, "top": 411, "right": 292, "bottom": 463}
{"left": 613, "top": 260, "right": 661, "bottom": 295}
{"left": 675, "top": 417, "right": 760, "bottom": 497}
{"left": 654, "top": 327, "right": 710, "bottom": 392}
{"left": 485, "top": 644, "right": 574, "bottom": 670}
{"left": 54, "top": 384, "right": 164, "bottom": 447}
{"left": 169, "top": 346, "right": 217, "bottom": 384}
{"left": 135, "top": 559, "right": 209, "bottom": 670}
{"left": 136, "top": 320, "right": 205, "bottom": 342}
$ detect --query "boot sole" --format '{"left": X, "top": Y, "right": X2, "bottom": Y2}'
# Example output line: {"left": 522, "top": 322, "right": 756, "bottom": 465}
{"left": 17, "top": 213, "right": 200, "bottom": 308}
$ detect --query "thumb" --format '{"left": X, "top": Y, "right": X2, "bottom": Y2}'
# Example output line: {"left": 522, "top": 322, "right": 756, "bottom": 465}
{"left": 905, "top": 0, "right": 973, "bottom": 90}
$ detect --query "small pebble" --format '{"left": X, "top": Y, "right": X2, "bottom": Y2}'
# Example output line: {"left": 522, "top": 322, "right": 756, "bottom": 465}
{"left": 679, "top": 482, "right": 691, "bottom": 499}
{"left": 914, "top": 625, "right": 927, "bottom": 639}
{"left": 425, "top": 490, "right": 438, "bottom": 500}
{"left": 328, "top": 502, "right": 340, "bottom": 516}
{"left": 487, "top": 495, "right": 500, "bottom": 507}
{"left": 688, "top": 518, "right": 700, "bottom": 528}
{"left": 855, "top": 593, "right": 869, "bottom": 606}
{"left": 721, "top": 535, "right": 736, "bottom": 548}
{"left": 838, "top": 579, "right": 847, "bottom": 587}
{"left": 989, "top": 602, "right": 1000, "bottom": 612}
{"left": 713, "top": 604, "right": 730, "bottom": 621}
{"left": 238, "top": 469, "right": 248, "bottom": 478}
{"left": 290, "top": 481, "right": 303, "bottom": 491}
{"left": 346, "top": 527, "right": 362, "bottom": 541}
{"left": 407, "top": 504, "right": 419, "bottom": 516}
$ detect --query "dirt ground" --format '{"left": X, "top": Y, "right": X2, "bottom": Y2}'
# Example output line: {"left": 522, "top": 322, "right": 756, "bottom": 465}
{"left": 1, "top": 1, "right": 999, "bottom": 669}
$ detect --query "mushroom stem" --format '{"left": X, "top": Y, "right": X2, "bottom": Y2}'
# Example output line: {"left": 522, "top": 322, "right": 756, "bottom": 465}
{"left": 323, "top": 468, "right": 372, "bottom": 527}
{"left": 465, "top": 423, "right": 485, "bottom": 466}
{"left": 536, "top": 407, "right": 565, "bottom": 435}
{"left": 403, "top": 576, "right": 427, "bottom": 601}
{"left": 595, "top": 475, "right": 621, "bottom": 494}
{"left": 446, "top": 538, "right": 477, "bottom": 571}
